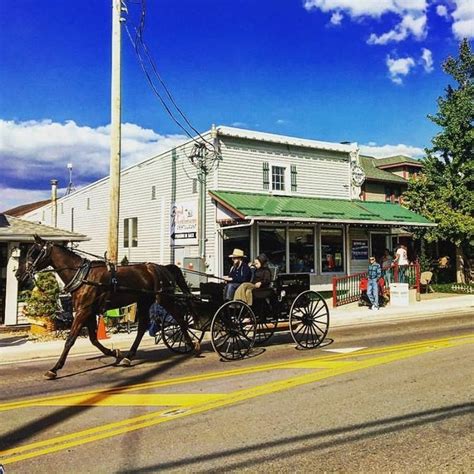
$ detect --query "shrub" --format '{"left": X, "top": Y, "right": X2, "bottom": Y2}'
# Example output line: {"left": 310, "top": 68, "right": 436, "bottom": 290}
{"left": 24, "top": 272, "right": 60, "bottom": 319}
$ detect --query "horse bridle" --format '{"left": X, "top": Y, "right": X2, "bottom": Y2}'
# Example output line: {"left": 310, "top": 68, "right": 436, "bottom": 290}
{"left": 24, "top": 241, "right": 53, "bottom": 280}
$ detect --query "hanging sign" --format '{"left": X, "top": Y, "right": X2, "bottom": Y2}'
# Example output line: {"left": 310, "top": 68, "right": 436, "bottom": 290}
{"left": 351, "top": 239, "right": 368, "bottom": 260}
{"left": 171, "top": 200, "right": 198, "bottom": 244}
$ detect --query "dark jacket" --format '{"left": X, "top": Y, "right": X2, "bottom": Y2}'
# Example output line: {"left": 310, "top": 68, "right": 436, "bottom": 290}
{"left": 252, "top": 267, "right": 272, "bottom": 288}
{"left": 228, "top": 262, "right": 252, "bottom": 284}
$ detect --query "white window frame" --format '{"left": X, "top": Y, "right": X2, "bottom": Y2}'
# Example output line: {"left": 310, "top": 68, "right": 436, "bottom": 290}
{"left": 269, "top": 161, "right": 291, "bottom": 195}
{"left": 124, "top": 217, "right": 138, "bottom": 248}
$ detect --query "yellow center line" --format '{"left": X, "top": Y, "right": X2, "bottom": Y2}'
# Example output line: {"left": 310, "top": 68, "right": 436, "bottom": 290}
{"left": 35, "top": 393, "right": 225, "bottom": 407}
{"left": 0, "top": 335, "right": 471, "bottom": 465}
{"left": 1, "top": 333, "right": 471, "bottom": 412}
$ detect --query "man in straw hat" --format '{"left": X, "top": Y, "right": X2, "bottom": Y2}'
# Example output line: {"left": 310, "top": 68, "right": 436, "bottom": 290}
{"left": 223, "top": 248, "right": 252, "bottom": 300}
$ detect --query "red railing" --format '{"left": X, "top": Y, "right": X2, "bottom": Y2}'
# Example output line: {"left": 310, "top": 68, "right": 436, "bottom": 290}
{"left": 332, "top": 262, "right": 420, "bottom": 307}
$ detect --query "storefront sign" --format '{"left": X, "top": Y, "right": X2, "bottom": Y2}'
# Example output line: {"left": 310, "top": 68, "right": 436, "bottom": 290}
{"left": 171, "top": 200, "right": 198, "bottom": 245}
{"left": 351, "top": 239, "right": 368, "bottom": 260}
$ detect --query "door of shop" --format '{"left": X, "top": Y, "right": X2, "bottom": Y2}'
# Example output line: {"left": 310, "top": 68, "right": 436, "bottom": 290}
{"left": 370, "top": 233, "right": 388, "bottom": 262}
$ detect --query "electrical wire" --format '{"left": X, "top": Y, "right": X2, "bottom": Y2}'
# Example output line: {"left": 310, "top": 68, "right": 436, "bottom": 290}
{"left": 122, "top": 0, "right": 217, "bottom": 157}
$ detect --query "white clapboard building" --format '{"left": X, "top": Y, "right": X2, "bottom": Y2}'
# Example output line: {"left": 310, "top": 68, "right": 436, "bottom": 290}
{"left": 24, "top": 126, "right": 434, "bottom": 288}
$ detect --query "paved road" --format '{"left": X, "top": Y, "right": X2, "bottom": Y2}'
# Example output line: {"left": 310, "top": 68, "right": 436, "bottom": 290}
{"left": 0, "top": 313, "right": 472, "bottom": 473}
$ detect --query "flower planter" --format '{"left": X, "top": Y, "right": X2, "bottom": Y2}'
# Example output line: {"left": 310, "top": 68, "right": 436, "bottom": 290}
{"left": 28, "top": 317, "right": 56, "bottom": 335}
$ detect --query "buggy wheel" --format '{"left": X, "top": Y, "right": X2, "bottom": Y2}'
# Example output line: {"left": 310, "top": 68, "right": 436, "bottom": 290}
{"left": 211, "top": 301, "right": 256, "bottom": 360}
{"left": 154, "top": 328, "right": 162, "bottom": 345}
{"left": 289, "top": 290, "right": 329, "bottom": 349}
{"left": 254, "top": 313, "right": 279, "bottom": 345}
{"left": 161, "top": 313, "right": 204, "bottom": 354}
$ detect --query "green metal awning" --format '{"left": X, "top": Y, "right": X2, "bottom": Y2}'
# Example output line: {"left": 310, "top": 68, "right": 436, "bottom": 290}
{"left": 210, "top": 190, "right": 435, "bottom": 227}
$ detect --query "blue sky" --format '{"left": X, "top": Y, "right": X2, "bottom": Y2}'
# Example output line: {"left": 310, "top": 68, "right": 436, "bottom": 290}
{"left": 0, "top": 0, "right": 472, "bottom": 210}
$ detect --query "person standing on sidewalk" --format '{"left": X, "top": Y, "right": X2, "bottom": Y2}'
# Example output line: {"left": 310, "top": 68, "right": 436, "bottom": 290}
{"left": 394, "top": 244, "right": 409, "bottom": 283}
{"left": 381, "top": 248, "right": 393, "bottom": 285}
{"left": 368, "top": 255, "right": 382, "bottom": 311}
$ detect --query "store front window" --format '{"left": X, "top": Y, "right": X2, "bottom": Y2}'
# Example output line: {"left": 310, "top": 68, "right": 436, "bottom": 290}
{"left": 222, "top": 227, "right": 251, "bottom": 275}
{"left": 321, "top": 228, "right": 344, "bottom": 273}
{"left": 289, "top": 228, "right": 314, "bottom": 273}
{"left": 259, "top": 227, "right": 286, "bottom": 272}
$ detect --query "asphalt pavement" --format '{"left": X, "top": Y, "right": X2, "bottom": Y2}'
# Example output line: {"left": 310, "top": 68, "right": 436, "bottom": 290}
{"left": 0, "top": 293, "right": 472, "bottom": 365}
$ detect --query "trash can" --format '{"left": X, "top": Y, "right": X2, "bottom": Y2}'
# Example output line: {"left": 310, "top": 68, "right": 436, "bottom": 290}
{"left": 390, "top": 283, "right": 409, "bottom": 306}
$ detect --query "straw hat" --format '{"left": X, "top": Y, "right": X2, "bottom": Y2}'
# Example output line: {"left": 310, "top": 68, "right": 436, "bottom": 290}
{"left": 229, "top": 248, "right": 246, "bottom": 258}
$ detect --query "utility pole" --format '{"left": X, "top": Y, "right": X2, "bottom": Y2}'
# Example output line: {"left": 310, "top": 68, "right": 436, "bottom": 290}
{"left": 107, "top": 0, "right": 123, "bottom": 263}
{"left": 194, "top": 125, "right": 218, "bottom": 259}
{"left": 50, "top": 179, "right": 58, "bottom": 228}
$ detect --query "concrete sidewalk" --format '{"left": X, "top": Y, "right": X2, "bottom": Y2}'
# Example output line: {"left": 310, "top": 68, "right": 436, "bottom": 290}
{"left": 0, "top": 294, "right": 472, "bottom": 365}
{"left": 330, "top": 293, "right": 473, "bottom": 327}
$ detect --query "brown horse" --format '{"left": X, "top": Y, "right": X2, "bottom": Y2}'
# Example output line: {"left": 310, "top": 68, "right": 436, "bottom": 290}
{"left": 16, "top": 235, "right": 197, "bottom": 379}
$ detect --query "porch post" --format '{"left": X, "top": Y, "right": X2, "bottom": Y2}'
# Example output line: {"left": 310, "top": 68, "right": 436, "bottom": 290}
{"left": 5, "top": 243, "right": 20, "bottom": 326}
{"left": 345, "top": 224, "right": 351, "bottom": 275}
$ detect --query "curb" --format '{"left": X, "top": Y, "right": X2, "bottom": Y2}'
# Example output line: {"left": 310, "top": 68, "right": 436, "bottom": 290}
{"left": 330, "top": 306, "right": 473, "bottom": 328}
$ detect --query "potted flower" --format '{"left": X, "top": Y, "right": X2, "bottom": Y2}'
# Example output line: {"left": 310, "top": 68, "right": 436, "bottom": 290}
{"left": 24, "top": 273, "right": 60, "bottom": 334}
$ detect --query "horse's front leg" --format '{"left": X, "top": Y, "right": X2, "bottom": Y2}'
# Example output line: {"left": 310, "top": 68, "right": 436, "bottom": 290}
{"left": 119, "top": 312, "right": 149, "bottom": 367}
{"left": 86, "top": 316, "right": 122, "bottom": 360}
{"left": 45, "top": 311, "right": 88, "bottom": 379}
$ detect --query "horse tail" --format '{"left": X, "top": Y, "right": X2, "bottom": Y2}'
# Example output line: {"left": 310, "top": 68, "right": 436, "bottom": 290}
{"left": 165, "top": 264, "right": 191, "bottom": 294}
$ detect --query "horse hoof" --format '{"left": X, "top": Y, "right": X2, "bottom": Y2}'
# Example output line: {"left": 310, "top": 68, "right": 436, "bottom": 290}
{"left": 114, "top": 349, "right": 123, "bottom": 359}
{"left": 193, "top": 342, "right": 201, "bottom": 355}
{"left": 44, "top": 370, "right": 57, "bottom": 380}
{"left": 119, "top": 357, "right": 131, "bottom": 367}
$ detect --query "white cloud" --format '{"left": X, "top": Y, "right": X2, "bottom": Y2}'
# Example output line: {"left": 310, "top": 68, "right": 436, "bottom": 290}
{"left": 0, "top": 119, "right": 187, "bottom": 183}
{"left": 420, "top": 47, "right": 434, "bottom": 72}
{"left": 386, "top": 55, "right": 416, "bottom": 84}
{"left": 360, "top": 143, "right": 424, "bottom": 158}
{"left": 329, "top": 11, "right": 343, "bottom": 25}
{"left": 0, "top": 186, "right": 51, "bottom": 213}
{"left": 452, "top": 0, "right": 474, "bottom": 39}
{"left": 276, "top": 119, "right": 289, "bottom": 125}
{"left": 367, "top": 13, "right": 427, "bottom": 44}
{"left": 436, "top": 4, "right": 449, "bottom": 18}
{"left": 303, "top": 0, "right": 427, "bottom": 18}
{"left": 230, "top": 122, "right": 248, "bottom": 128}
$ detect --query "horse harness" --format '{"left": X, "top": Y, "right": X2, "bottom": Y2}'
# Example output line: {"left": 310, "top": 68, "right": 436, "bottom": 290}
{"left": 28, "top": 241, "right": 180, "bottom": 298}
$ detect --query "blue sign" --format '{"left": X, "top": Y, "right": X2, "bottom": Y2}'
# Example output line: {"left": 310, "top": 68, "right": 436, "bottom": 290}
{"left": 352, "top": 240, "right": 368, "bottom": 260}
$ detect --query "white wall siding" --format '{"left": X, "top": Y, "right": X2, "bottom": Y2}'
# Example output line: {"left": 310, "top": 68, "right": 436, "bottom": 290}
{"left": 22, "top": 130, "right": 356, "bottom": 275}
{"left": 216, "top": 138, "right": 351, "bottom": 199}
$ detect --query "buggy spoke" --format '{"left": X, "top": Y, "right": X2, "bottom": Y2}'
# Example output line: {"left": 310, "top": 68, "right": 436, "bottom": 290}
{"left": 290, "top": 290, "right": 329, "bottom": 349}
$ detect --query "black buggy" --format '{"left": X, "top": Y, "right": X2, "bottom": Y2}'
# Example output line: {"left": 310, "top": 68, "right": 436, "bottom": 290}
{"left": 159, "top": 273, "right": 330, "bottom": 361}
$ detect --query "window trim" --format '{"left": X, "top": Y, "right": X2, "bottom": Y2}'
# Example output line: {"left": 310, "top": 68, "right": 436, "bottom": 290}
{"left": 123, "top": 217, "right": 138, "bottom": 248}
{"left": 268, "top": 161, "right": 292, "bottom": 195}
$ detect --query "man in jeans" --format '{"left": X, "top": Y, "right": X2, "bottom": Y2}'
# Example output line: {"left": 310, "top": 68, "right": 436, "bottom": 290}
{"left": 367, "top": 255, "right": 382, "bottom": 311}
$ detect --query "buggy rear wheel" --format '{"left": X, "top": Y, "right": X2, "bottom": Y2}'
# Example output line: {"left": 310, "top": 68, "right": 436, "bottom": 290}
{"left": 289, "top": 290, "right": 329, "bottom": 349}
{"left": 161, "top": 312, "right": 204, "bottom": 354}
{"left": 211, "top": 301, "right": 256, "bottom": 360}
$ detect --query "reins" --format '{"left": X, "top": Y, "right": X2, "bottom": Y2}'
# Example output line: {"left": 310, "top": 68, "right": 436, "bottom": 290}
{"left": 181, "top": 268, "right": 227, "bottom": 281}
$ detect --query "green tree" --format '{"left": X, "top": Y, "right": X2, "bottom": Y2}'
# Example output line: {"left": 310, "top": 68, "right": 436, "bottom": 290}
{"left": 404, "top": 39, "right": 474, "bottom": 281}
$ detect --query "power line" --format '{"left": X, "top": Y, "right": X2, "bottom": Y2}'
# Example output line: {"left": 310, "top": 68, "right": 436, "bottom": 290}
{"left": 122, "top": 0, "right": 217, "bottom": 154}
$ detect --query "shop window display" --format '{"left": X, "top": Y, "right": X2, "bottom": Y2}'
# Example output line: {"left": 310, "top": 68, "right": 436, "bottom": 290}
{"left": 259, "top": 227, "right": 286, "bottom": 272}
{"left": 321, "top": 228, "right": 344, "bottom": 273}
{"left": 289, "top": 228, "right": 314, "bottom": 273}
